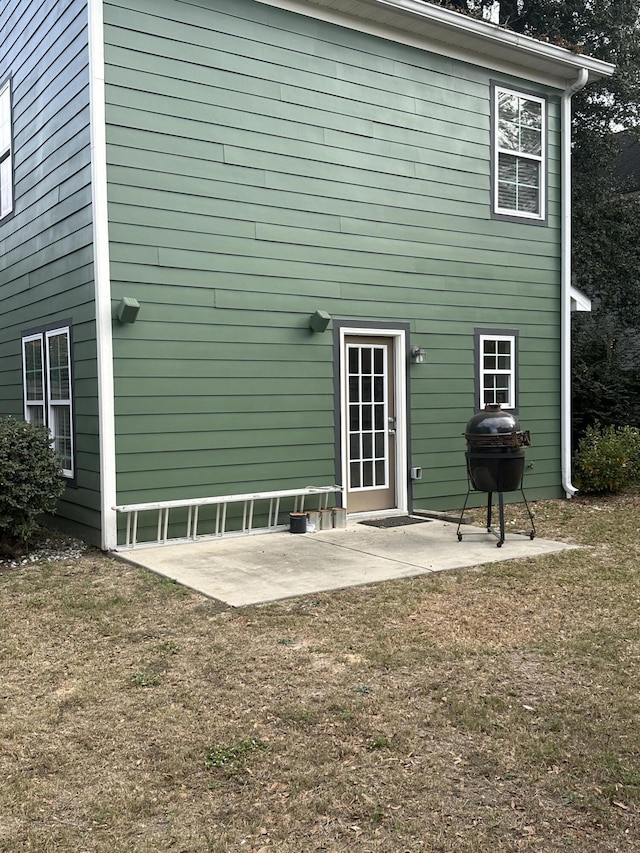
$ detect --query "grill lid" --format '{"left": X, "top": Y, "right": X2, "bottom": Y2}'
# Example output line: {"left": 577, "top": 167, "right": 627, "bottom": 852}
{"left": 465, "top": 403, "right": 530, "bottom": 449}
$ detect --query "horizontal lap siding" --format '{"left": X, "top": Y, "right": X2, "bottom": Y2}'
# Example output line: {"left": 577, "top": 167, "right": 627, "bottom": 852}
{"left": 104, "top": 0, "right": 563, "bottom": 506}
{"left": 0, "top": 0, "right": 101, "bottom": 542}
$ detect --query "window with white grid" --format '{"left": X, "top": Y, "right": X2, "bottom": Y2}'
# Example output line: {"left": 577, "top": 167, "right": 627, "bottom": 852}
{"left": 493, "top": 85, "right": 546, "bottom": 221}
{"left": 22, "top": 327, "right": 74, "bottom": 477}
{"left": 479, "top": 333, "right": 516, "bottom": 410}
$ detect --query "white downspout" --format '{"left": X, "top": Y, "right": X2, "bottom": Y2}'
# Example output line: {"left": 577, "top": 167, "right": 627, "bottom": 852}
{"left": 88, "top": 0, "right": 118, "bottom": 549}
{"left": 560, "top": 68, "right": 588, "bottom": 498}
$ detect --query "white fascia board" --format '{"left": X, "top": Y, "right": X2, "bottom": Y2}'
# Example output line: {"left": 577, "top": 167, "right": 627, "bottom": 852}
{"left": 253, "top": 0, "right": 614, "bottom": 88}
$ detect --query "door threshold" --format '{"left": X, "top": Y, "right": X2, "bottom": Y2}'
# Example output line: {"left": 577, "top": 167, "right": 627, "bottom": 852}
{"left": 348, "top": 509, "right": 406, "bottom": 520}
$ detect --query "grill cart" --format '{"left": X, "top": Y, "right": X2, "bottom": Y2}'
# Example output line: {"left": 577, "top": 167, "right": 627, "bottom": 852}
{"left": 457, "top": 403, "right": 536, "bottom": 547}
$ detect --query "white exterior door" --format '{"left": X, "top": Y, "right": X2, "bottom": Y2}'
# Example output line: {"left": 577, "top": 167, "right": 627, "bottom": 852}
{"left": 341, "top": 332, "right": 407, "bottom": 514}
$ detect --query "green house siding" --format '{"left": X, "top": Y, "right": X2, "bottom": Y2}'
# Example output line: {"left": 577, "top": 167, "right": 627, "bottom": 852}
{"left": 0, "top": 0, "right": 101, "bottom": 542}
{"left": 103, "top": 0, "right": 563, "bottom": 511}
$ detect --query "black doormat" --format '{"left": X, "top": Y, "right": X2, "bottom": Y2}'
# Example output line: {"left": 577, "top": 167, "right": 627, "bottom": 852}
{"left": 359, "top": 516, "right": 432, "bottom": 529}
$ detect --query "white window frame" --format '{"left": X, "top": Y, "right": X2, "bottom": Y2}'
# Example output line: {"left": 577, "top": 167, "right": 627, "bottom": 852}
{"left": 22, "top": 326, "right": 74, "bottom": 478}
{"left": 493, "top": 85, "right": 546, "bottom": 221}
{"left": 22, "top": 334, "right": 46, "bottom": 428}
{"left": 0, "top": 79, "right": 13, "bottom": 219}
{"left": 478, "top": 333, "right": 516, "bottom": 410}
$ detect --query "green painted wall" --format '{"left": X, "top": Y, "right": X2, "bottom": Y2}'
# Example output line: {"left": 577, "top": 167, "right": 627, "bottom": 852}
{"left": 103, "top": 0, "right": 565, "bottom": 513}
{"left": 0, "top": 0, "right": 101, "bottom": 543}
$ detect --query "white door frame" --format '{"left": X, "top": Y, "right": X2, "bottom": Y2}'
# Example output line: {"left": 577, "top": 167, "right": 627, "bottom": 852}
{"left": 339, "top": 326, "right": 408, "bottom": 515}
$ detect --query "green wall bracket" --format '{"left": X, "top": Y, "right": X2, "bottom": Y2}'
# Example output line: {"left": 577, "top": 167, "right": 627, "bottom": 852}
{"left": 309, "top": 309, "right": 331, "bottom": 333}
{"left": 116, "top": 297, "right": 141, "bottom": 324}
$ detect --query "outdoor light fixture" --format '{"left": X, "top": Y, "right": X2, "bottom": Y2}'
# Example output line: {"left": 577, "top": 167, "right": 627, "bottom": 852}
{"left": 309, "top": 309, "right": 331, "bottom": 333}
{"left": 411, "top": 346, "right": 427, "bottom": 364}
{"left": 116, "top": 297, "right": 140, "bottom": 324}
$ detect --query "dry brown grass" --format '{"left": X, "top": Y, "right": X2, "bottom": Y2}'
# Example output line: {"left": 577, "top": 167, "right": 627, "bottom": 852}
{"left": 1, "top": 495, "right": 639, "bottom": 852}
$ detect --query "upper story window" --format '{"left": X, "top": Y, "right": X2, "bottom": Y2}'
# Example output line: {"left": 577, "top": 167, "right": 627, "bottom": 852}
{"left": 476, "top": 331, "right": 517, "bottom": 411}
{"left": 0, "top": 79, "right": 13, "bottom": 219}
{"left": 22, "top": 326, "right": 74, "bottom": 478}
{"left": 493, "top": 84, "right": 546, "bottom": 222}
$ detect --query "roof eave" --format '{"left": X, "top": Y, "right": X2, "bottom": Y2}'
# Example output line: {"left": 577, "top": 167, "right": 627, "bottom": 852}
{"left": 285, "top": 0, "right": 616, "bottom": 85}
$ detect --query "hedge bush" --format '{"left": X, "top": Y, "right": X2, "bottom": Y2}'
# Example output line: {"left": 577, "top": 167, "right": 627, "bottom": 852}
{"left": 574, "top": 423, "right": 640, "bottom": 494}
{"left": 0, "top": 417, "right": 66, "bottom": 545}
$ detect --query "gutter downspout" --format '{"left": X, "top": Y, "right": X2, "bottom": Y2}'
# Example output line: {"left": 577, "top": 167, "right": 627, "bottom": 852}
{"left": 560, "top": 67, "right": 588, "bottom": 498}
{"left": 88, "top": 0, "right": 118, "bottom": 549}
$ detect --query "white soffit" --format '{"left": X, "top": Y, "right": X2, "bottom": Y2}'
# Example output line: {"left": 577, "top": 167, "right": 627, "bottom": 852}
{"left": 253, "top": 0, "right": 615, "bottom": 88}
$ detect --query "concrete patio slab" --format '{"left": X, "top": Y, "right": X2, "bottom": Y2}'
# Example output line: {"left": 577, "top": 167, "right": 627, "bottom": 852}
{"left": 119, "top": 518, "right": 577, "bottom": 607}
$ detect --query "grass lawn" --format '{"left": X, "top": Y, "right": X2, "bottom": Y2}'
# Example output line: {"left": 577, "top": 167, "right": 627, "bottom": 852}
{"left": 0, "top": 495, "right": 638, "bottom": 852}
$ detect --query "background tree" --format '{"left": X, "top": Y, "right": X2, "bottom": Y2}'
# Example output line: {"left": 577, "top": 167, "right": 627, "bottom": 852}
{"left": 438, "top": 1, "right": 640, "bottom": 439}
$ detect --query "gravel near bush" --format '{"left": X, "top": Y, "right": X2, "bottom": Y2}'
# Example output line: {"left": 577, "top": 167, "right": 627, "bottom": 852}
{"left": 0, "top": 527, "right": 89, "bottom": 568}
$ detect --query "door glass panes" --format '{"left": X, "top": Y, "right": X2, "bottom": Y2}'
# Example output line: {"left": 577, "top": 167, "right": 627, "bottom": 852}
{"left": 346, "top": 344, "right": 388, "bottom": 491}
{"left": 350, "top": 433, "right": 360, "bottom": 459}
{"left": 362, "top": 375, "right": 372, "bottom": 402}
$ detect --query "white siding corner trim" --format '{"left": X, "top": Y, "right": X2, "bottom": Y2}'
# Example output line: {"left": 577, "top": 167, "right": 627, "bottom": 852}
{"left": 88, "top": 0, "right": 117, "bottom": 550}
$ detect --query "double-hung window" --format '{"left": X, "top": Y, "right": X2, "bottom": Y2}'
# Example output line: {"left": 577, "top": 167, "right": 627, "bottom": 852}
{"left": 476, "top": 331, "right": 517, "bottom": 410}
{"left": 493, "top": 84, "right": 546, "bottom": 221}
{"left": 22, "top": 327, "right": 74, "bottom": 478}
{"left": 0, "top": 79, "right": 13, "bottom": 219}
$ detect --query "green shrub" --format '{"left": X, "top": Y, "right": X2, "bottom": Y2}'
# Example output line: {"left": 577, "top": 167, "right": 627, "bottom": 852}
{"left": 0, "top": 417, "right": 66, "bottom": 545}
{"left": 574, "top": 423, "right": 640, "bottom": 494}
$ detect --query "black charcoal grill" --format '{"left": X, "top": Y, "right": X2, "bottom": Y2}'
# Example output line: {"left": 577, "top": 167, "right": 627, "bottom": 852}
{"left": 457, "top": 404, "right": 535, "bottom": 547}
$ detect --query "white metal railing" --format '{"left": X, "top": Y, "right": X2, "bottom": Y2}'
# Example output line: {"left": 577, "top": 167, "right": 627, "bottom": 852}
{"left": 113, "top": 485, "right": 343, "bottom": 550}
